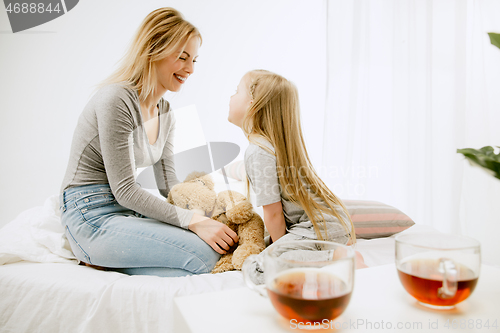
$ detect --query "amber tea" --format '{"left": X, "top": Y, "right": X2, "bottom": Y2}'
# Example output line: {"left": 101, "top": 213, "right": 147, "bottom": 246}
{"left": 398, "top": 259, "right": 478, "bottom": 307}
{"left": 267, "top": 269, "right": 351, "bottom": 323}
{"left": 242, "top": 240, "right": 355, "bottom": 324}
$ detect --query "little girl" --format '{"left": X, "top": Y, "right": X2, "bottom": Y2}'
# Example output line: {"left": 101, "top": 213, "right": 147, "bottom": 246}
{"left": 228, "top": 70, "right": 366, "bottom": 269}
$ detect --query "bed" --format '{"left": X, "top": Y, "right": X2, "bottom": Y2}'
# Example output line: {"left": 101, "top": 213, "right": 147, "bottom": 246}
{"left": 0, "top": 171, "right": 421, "bottom": 333}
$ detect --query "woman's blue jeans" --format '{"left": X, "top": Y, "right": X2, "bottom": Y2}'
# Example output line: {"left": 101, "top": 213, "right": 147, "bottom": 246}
{"left": 59, "top": 184, "right": 220, "bottom": 277}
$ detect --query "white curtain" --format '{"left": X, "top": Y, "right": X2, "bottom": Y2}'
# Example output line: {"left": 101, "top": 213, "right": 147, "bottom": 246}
{"left": 321, "top": 0, "right": 500, "bottom": 261}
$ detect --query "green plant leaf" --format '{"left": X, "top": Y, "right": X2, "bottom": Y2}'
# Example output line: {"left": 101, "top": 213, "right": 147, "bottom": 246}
{"left": 479, "top": 146, "right": 494, "bottom": 155}
{"left": 488, "top": 32, "right": 500, "bottom": 50}
{"left": 457, "top": 146, "right": 500, "bottom": 180}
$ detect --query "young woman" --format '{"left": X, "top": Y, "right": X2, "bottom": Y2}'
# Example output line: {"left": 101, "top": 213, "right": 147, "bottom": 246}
{"left": 228, "top": 70, "right": 367, "bottom": 270}
{"left": 59, "top": 8, "right": 238, "bottom": 277}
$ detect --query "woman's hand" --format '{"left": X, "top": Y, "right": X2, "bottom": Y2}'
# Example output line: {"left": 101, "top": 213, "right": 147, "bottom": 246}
{"left": 188, "top": 214, "right": 239, "bottom": 254}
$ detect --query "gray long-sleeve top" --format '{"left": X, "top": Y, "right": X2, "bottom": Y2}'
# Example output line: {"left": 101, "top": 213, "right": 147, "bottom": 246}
{"left": 60, "top": 83, "right": 194, "bottom": 228}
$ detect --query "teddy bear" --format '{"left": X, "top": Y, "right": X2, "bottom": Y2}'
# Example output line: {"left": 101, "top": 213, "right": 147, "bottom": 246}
{"left": 167, "top": 172, "right": 266, "bottom": 273}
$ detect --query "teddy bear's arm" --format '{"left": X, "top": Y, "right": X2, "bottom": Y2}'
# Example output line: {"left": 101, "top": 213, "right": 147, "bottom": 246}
{"left": 230, "top": 215, "right": 266, "bottom": 270}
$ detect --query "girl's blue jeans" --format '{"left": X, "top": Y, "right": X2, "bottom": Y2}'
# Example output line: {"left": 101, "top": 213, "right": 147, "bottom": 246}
{"left": 59, "top": 183, "right": 220, "bottom": 277}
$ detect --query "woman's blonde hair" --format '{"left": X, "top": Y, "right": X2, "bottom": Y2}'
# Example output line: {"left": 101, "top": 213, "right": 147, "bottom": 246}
{"left": 98, "top": 7, "right": 201, "bottom": 102}
{"left": 242, "top": 70, "right": 356, "bottom": 244}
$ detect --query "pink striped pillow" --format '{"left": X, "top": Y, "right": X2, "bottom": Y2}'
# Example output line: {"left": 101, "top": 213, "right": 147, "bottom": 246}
{"left": 343, "top": 200, "right": 415, "bottom": 239}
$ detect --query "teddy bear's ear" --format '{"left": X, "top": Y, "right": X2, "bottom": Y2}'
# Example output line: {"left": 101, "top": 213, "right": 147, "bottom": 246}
{"left": 184, "top": 172, "right": 215, "bottom": 191}
{"left": 184, "top": 171, "right": 208, "bottom": 182}
{"left": 201, "top": 174, "right": 215, "bottom": 190}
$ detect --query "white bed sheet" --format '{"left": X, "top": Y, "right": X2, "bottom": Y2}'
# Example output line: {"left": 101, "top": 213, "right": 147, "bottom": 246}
{"left": 0, "top": 262, "right": 245, "bottom": 333}
{"left": 0, "top": 173, "right": 428, "bottom": 333}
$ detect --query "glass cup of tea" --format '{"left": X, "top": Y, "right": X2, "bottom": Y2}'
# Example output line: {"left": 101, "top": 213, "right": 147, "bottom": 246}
{"left": 242, "top": 240, "right": 355, "bottom": 325}
{"left": 395, "top": 232, "right": 481, "bottom": 309}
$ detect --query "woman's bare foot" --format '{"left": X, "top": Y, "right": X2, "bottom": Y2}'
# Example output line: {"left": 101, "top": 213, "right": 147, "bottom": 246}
{"left": 79, "top": 262, "right": 107, "bottom": 271}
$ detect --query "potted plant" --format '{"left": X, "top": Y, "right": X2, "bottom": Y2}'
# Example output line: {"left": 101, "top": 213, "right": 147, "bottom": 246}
{"left": 457, "top": 146, "right": 500, "bottom": 180}
{"left": 457, "top": 33, "right": 500, "bottom": 181}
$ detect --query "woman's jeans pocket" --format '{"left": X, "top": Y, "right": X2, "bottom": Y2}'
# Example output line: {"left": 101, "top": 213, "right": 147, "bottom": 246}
{"left": 75, "top": 192, "right": 119, "bottom": 223}
{"left": 61, "top": 184, "right": 131, "bottom": 228}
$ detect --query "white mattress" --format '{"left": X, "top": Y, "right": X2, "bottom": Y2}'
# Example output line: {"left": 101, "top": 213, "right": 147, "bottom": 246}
{"left": 0, "top": 173, "right": 429, "bottom": 333}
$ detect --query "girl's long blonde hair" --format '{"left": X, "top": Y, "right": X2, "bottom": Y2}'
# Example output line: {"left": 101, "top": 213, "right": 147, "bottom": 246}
{"left": 98, "top": 7, "right": 201, "bottom": 102}
{"left": 242, "top": 70, "right": 356, "bottom": 244}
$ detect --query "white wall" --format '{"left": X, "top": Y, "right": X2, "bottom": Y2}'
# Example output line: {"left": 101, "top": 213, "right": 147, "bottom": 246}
{"left": 0, "top": 0, "right": 326, "bottom": 228}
